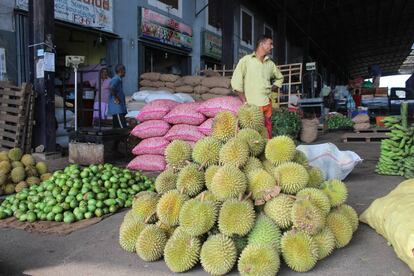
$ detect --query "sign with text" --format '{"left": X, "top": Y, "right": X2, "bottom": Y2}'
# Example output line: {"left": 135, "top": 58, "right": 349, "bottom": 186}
{"left": 16, "top": 0, "right": 113, "bottom": 32}
{"left": 140, "top": 8, "right": 192, "bottom": 51}
{"left": 201, "top": 31, "right": 222, "bottom": 60}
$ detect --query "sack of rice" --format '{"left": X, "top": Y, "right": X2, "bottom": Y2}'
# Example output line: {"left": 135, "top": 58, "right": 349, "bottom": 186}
{"left": 160, "top": 74, "right": 180, "bottom": 82}
{"left": 140, "top": 72, "right": 161, "bottom": 81}
{"left": 353, "top": 122, "right": 370, "bottom": 131}
{"left": 175, "top": 85, "right": 194, "bottom": 93}
{"left": 173, "top": 78, "right": 185, "bottom": 87}
{"left": 201, "top": 93, "right": 217, "bottom": 100}
{"left": 352, "top": 114, "right": 370, "bottom": 124}
{"left": 201, "top": 76, "right": 231, "bottom": 88}
{"left": 139, "top": 86, "right": 158, "bottom": 91}
{"left": 300, "top": 118, "right": 319, "bottom": 143}
{"left": 164, "top": 82, "right": 176, "bottom": 89}
{"left": 210, "top": 87, "right": 232, "bottom": 95}
{"left": 140, "top": 79, "right": 157, "bottom": 88}
{"left": 182, "top": 76, "right": 204, "bottom": 86}
{"left": 194, "top": 85, "right": 210, "bottom": 94}
{"left": 203, "top": 69, "right": 220, "bottom": 77}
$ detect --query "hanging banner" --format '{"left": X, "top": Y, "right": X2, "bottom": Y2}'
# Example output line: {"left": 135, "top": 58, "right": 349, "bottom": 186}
{"left": 139, "top": 8, "right": 192, "bottom": 51}
{"left": 201, "top": 30, "right": 222, "bottom": 60}
{"left": 16, "top": 0, "right": 113, "bottom": 33}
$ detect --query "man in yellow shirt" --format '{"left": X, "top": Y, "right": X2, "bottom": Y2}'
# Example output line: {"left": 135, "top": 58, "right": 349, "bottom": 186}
{"left": 231, "top": 35, "right": 284, "bottom": 138}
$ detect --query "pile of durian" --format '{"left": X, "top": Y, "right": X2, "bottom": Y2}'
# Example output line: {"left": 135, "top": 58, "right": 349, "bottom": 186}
{"left": 119, "top": 104, "right": 358, "bottom": 275}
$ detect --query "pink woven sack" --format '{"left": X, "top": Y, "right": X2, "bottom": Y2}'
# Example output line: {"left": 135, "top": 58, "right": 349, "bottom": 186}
{"left": 164, "top": 124, "right": 205, "bottom": 142}
{"left": 127, "top": 155, "right": 166, "bottom": 171}
{"left": 163, "top": 102, "right": 206, "bottom": 125}
{"left": 132, "top": 137, "right": 170, "bottom": 155}
{"left": 198, "top": 118, "right": 214, "bottom": 136}
{"left": 197, "top": 96, "right": 243, "bottom": 117}
{"left": 131, "top": 120, "right": 171, "bottom": 139}
{"left": 136, "top": 100, "right": 180, "bottom": 122}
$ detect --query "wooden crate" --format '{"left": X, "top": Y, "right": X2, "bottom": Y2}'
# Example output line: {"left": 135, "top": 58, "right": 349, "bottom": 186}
{"left": 341, "top": 132, "right": 388, "bottom": 143}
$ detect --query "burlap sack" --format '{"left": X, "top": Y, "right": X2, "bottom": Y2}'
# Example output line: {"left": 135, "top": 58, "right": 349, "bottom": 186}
{"left": 160, "top": 87, "right": 174, "bottom": 93}
{"left": 164, "top": 82, "right": 176, "bottom": 89}
{"left": 202, "top": 77, "right": 231, "bottom": 88}
{"left": 210, "top": 87, "right": 232, "bottom": 95}
{"left": 140, "top": 80, "right": 157, "bottom": 87}
{"left": 140, "top": 72, "right": 161, "bottom": 81}
{"left": 201, "top": 93, "right": 217, "bottom": 100}
{"left": 175, "top": 85, "right": 194, "bottom": 93}
{"left": 204, "top": 69, "right": 221, "bottom": 77}
{"left": 173, "top": 78, "right": 185, "bottom": 87}
{"left": 160, "top": 74, "right": 180, "bottom": 82}
{"left": 194, "top": 85, "right": 210, "bottom": 94}
{"left": 192, "top": 94, "right": 203, "bottom": 102}
{"left": 354, "top": 122, "right": 370, "bottom": 131}
{"left": 139, "top": 86, "right": 158, "bottom": 91}
{"left": 183, "top": 76, "right": 204, "bottom": 86}
{"left": 300, "top": 118, "right": 319, "bottom": 143}
{"left": 352, "top": 114, "right": 370, "bottom": 124}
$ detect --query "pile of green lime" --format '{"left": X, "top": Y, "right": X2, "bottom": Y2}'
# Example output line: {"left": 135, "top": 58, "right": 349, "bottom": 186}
{"left": 0, "top": 163, "right": 154, "bottom": 223}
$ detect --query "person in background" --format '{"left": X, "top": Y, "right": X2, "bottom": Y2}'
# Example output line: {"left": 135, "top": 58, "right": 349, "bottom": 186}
{"left": 93, "top": 68, "right": 111, "bottom": 124}
{"left": 369, "top": 65, "right": 382, "bottom": 88}
{"left": 108, "top": 64, "right": 127, "bottom": 128}
{"left": 231, "top": 34, "right": 284, "bottom": 138}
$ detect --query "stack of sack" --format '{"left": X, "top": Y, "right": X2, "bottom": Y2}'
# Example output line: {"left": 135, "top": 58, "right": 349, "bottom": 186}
{"left": 352, "top": 114, "right": 370, "bottom": 131}
{"left": 55, "top": 95, "right": 74, "bottom": 148}
{"left": 127, "top": 96, "right": 243, "bottom": 171}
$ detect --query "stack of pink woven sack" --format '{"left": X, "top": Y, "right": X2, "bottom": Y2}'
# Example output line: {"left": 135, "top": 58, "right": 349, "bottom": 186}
{"left": 127, "top": 96, "right": 242, "bottom": 171}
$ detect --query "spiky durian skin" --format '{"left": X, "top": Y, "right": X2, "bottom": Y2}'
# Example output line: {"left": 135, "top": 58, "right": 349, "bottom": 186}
{"left": 165, "top": 140, "right": 192, "bottom": 169}
{"left": 205, "top": 165, "right": 220, "bottom": 190}
{"left": 280, "top": 230, "right": 319, "bottom": 272}
{"left": 123, "top": 209, "right": 144, "bottom": 225}
{"left": 247, "top": 169, "right": 276, "bottom": 200}
{"left": 262, "top": 160, "right": 275, "bottom": 175}
{"left": 8, "top": 148, "right": 22, "bottom": 162}
{"left": 132, "top": 191, "right": 160, "bottom": 223}
{"left": 247, "top": 213, "right": 281, "bottom": 251}
{"left": 273, "top": 162, "right": 309, "bottom": 194}
{"left": 307, "top": 166, "right": 325, "bottom": 188}
{"left": 313, "top": 227, "right": 336, "bottom": 260}
{"left": 212, "top": 111, "right": 238, "bottom": 142}
{"left": 155, "top": 168, "right": 177, "bottom": 194}
{"left": 326, "top": 212, "right": 353, "bottom": 248}
{"left": 264, "top": 194, "right": 295, "bottom": 229}
{"left": 237, "top": 128, "right": 266, "bottom": 156}
{"left": 164, "top": 229, "right": 201, "bottom": 272}
{"left": 156, "top": 189, "right": 189, "bottom": 226}
{"left": 210, "top": 165, "right": 247, "bottom": 201}
{"left": 119, "top": 219, "right": 146, "bottom": 252}
{"left": 238, "top": 244, "right": 280, "bottom": 276}
{"left": 259, "top": 126, "right": 269, "bottom": 139}
{"left": 265, "top": 135, "right": 296, "bottom": 165}
{"left": 218, "top": 199, "right": 256, "bottom": 236}
{"left": 179, "top": 198, "right": 217, "bottom": 236}
{"left": 200, "top": 234, "right": 237, "bottom": 276}
{"left": 176, "top": 163, "right": 205, "bottom": 197}
{"left": 242, "top": 156, "right": 263, "bottom": 177}
{"left": 320, "top": 179, "right": 348, "bottom": 207}
{"left": 293, "top": 150, "right": 309, "bottom": 167}
{"left": 155, "top": 221, "right": 176, "bottom": 238}
{"left": 219, "top": 138, "right": 249, "bottom": 168}
{"left": 136, "top": 225, "right": 168, "bottom": 262}
{"left": 237, "top": 104, "right": 265, "bottom": 131}
{"left": 233, "top": 235, "right": 248, "bottom": 255}
{"left": 291, "top": 199, "right": 326, "bottom": 235}
{"left": 192, "top": 137, "right": 222, "bottom": 167}
{"left": 296, "top": 188, "right": 331, "bottom": 215}
{"left": 333, "top": 204, "right": 358, "bottom": 232}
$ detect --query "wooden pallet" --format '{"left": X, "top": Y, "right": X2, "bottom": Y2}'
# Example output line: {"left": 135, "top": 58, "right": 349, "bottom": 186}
{"left": 354, "top": 127, "right": 389, "bottom": 133}
{"left": 341, "top": 132, "right": 388, "bottom": 143}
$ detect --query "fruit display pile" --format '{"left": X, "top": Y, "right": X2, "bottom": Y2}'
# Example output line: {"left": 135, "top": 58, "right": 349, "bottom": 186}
{"left": 271, "top": 109, "right": 301, "bottom": 138}
{"left": 376, "top": 103, "right": 414, "bottom": 178}
{"left": 326, "top": 113, "right": 354, "bottom": 130}
{"left": 0, "top": 163, "right": 154, "bottom": 222}
{"left": 119, "top": 104, "right": 359, "bottom": 275}
{"left": 0, "top": 148, "right": 50, "bottom": 195}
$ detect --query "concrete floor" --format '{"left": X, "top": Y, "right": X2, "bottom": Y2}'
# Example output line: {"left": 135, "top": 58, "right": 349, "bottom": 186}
{"left": 0, "top": 132, "right": 413, "bottom": 276}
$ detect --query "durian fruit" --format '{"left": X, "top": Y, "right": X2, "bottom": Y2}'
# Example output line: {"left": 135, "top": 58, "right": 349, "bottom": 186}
{"left": 35, "top": 161, "right": 48, "bottom": 175}
{"left": 155, "top": 221, "right": 176, "bottom": 238}
{"left": 333, "top": 204, "right": 358, "bottom": 232}
{"left": 313, "top": 227, "right": 336, "bottom": 260}
{"left": 4, "top": 183, "right": 15, "bottom": 194}
{"left": 262, "top": 159, "right": 275, "bottom": 174}
{"left": 219, "top": 138, "right": 249, "bottom": 168}
{"left": 264, "top": 194, "right": 295, "bottom": 229}
{"left": 0, "top": 160, "right": 11, "bottom": 175}
{"left": 165, "top": 140, "right": 192, "bottom": 169}
{"left": 320, "top": 179, "right": 348, "bottom": 207}
{"left": 176, "top": 163, "right": 205, "bottom": 197}
{"left": 155, "top": 168, "right": 177, "bottom": 194}
{"left": 156, "top": 189, "right": 188, "bottom": 226}
{"left": 296, "top": 188, "right": 331, "bottom": 215}
{"left": 242, "top": 156, "right": 263, "bottom": 177}
{"left": 293, "top": 150, "right": 309, "bottom": 167}
{"left": 179, "top": 198, "right": 217, "bottom": 236}
{"left": 122, "top": 209, "right": 143, "bottom": 226}
{"left": 259, "top": 126, "right": 269, "bottom": 139}
{"left": 212, "top": 111, "right": 238, "bottom": 142}
{"left": 26, "top": 176, "right": 40, "bottom": 186}
{"left": 7, "top": 148, "right": 22, "bottom": 162}
{"left": 10, "top": 167, "right": 25, "bottom": 183}
{"left": 40, "top": 173, "right": 52, "bottom": 181}
{"left": 192, "top": 137, "right": 221, "bottom": 168}
{"left": 326, "top": 212, "right": 353, "bottom": 248}
{"left": 200, "top": 234, "right": 237, "bottom": 276}
{"left": 247, "top": 213, "right": 281, "bottom": 251}
{"left": 233, "top": 235, "right": 248, "bottom": 255}
{"left": 132, "top": 191, "right": 160, "bottom": 223}
{"left": 280, "top": 230, "right": 319, "bottom": 272}
{"left": 196, "top": 191, "right": 221, "bottom": 210}
{"left": 237, "top": 128, "right": 266, "bottom": 156}
{"left": 0, "top": 174, "right": 7, "bottom": 185}
{"left": 119, "top": 219, "right": 146, "bottom": 252}
{"left": 164, "top": 229, "right": 201, "bottom": 272}
{"left": 210, "top": 164, "right": 247, "bottom": 201}
{"left": 21, "top": 154, "right": 35, "bottom": 167}
{"left": 307, "top": 167, "right": 325, "bottom": 188}
{"left": 238, "top": 244, "right": 280, "bottom": 276}
{"left": 11, "top": 161, "right": 24, "bottom": 168}
{"left": 273, "top": 162, "right": 309, "bottom": 194}
{"left": 291, "top": 199, "right": 325, "bottom": 235}
{"left": 25, "top": 165, "right": 39, "bottom": 177}
{"left": 205, "top": 165, "right": 220, "bottom": 190}
{"left": 265, "top": 136, "right": 296, "bottom": 165}
{"left": 237, "top": 104, "right": 265, "bottom": 131}
{"left": 247, "top": 169, "right": 276, "bottom": 200}
{"left": 136, "top": 225, "right": 168, "bottom": 262}
{"left": 0, "top": 151, "right": 9, "bottom": 162}
{"left": 218, "top": 198, "right": 255, "bottom": 236}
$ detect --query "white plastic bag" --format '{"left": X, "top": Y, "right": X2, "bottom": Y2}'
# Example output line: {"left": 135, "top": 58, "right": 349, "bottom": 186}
{"left": 144, "top": 91, "right": 182, "bottom": 103}
{"left": 132, "top": 91, "right": 151, "bottom": 102}
{"left": 174, "top": 93, "right": 195, "bottom": 103}
{"left": 297, "top": 143, "right": 362, "bottom": 180}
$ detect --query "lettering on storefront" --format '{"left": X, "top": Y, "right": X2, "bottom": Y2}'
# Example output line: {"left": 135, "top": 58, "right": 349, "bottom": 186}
{"left": 201, "top": 31, "right": 222, "bottom": 60}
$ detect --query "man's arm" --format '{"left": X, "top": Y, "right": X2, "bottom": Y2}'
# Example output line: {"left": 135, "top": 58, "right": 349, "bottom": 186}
{"left": 110, "top": 79, "right": 120, "bottom": 104}
{"left": 272, "top": 64, "right": 284, "bottom": 89}
{"left": 231, "top": 58, "right": 247, "bottom": 102}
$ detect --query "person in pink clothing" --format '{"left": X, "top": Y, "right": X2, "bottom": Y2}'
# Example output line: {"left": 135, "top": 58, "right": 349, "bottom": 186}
{"left": 93, "top": 68, "right": 111, "bottom": 123}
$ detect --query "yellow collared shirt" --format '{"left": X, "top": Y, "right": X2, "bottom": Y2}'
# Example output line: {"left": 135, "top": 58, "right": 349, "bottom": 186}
{"left": 231, "top": 53, "right": 284, "bottom": 106}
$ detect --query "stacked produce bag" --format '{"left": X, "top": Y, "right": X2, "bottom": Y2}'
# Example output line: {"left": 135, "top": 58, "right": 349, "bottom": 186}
{"left": 376, "top": 102, "right": 414, "bottom": 178}
{"left": 119, "top": 104, "right": 359, "bottom": 275}
{"left": 352, "top": 114, "right": 370, "bottom": 131}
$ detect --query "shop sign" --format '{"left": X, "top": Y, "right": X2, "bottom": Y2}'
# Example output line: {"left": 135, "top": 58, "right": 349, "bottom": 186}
{"left": 16, "top": 0, "right": 113, "bottom": 33}
{"left": 201, "top": 31, "right": 222, "bottom": 60}
{"left": 140, "top": 8, "right": 192, "bottom": 51}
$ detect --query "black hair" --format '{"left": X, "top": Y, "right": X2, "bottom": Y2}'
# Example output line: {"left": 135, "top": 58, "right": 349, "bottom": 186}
{"left": 115, "top": 64, "right": 125, "bottom": 74}
{"left": 256, "top": 34, "right": 273, "bottom": 50}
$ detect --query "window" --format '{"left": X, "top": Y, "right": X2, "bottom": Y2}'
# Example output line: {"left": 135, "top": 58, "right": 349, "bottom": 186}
{"left": 240, "top": 7, "right": 254, "bottom": 49}
{"left": 206, "top": 0, "right": 221, "bottom": 33}
{"left": 148, "top": 0, "right": 182, "bottom": 18}
{"left": 264, "top": 24, "right": 273, "bottom": 38}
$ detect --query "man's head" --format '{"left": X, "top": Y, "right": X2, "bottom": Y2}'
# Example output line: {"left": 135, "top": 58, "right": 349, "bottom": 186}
{"left": 256, "top": 35, "right": 273, "bottom": 55}
{"left": 115, "top": 64, "right": 126, "bottom": 78}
